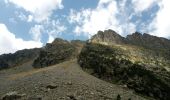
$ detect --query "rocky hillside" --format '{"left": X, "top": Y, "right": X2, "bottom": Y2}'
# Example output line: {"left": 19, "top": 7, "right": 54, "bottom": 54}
{"left": 0, "top": 38, "right": 146, "bottom": 100}
{"left": 0, "top": 59, "right": 147, "bottom": 100}
{"left": 0, "top": 39, "right": 85, "bottom": 69}
{"left": 79, "top": 30, "right": 170, "bottom": 100}
{"left": 89, "top": 30, "right": 170, "bottom": 70}
{"left": 33, "top": 38, "right": 77, "bottom": 68}
{"left": 0, "top": 48, "right": 41, "bottom": 70}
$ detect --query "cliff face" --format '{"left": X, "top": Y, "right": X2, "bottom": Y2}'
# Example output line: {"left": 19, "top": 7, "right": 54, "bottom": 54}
{"left": 78, "top": 29, "right": 170, "bottom": 100}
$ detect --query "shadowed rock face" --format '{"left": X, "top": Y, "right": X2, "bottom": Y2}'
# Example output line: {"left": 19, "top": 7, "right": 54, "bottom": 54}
{"left": 126, "top": 32, "right": 170, "bottom": 50}
{"left": 0, "top": 48, "right": 41, "bottom": 70}
{"left": 0, "top": 60, "right": 8, "bottom": 70}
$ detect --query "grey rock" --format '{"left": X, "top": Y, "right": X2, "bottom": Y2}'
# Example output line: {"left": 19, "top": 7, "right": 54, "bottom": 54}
{"left": 1, "top": 91, "right": 26, "bottom": 100}
{"left": 46, "top": 83, "right": 58, "bottom": 89}
{"left": 28, "top": 95, "right": 42, "bottom": 100}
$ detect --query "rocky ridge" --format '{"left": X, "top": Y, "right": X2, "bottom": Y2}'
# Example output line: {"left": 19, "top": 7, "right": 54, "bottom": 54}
{"left": 0, "top": 48, "right": 41, "bottom": 70}
{"left": 0, "top": 38, "right": 85, "bottom": 69}
{"left": 89, "top": 30, "right": 170, "bottom": 70}
{"left": 79, "top": 29, "right": 170, "bottom": 100}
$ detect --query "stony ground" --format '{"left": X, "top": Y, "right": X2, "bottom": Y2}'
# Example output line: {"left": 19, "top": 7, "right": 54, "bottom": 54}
{"left": 0, "top": 59, "right": 148, "bottom": 100}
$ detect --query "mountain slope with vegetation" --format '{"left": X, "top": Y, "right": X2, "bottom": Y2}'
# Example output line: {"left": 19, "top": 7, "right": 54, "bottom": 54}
{"left": 0, "top": 39, "right": 146, "bottom": 100}
{"left": 0, "top": 38, "right": 85, "bottom": 70}
{"left": 32, "top": 38, "right": 77, "bottom": 68}
{"left": 78, "top": 30, "right": 170, "bottom": 100}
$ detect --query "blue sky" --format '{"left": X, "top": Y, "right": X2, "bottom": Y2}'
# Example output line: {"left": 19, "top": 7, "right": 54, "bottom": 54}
{"left": 0, "top": 0, "right": 170, "bottom": 54}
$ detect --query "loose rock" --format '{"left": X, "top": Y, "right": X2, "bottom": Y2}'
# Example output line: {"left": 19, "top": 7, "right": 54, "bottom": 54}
{"left": 46, "top": 83, "right": 58, "bottom": 89}
{"left": 1, "top": 91, "right": 26, "bottom": 100}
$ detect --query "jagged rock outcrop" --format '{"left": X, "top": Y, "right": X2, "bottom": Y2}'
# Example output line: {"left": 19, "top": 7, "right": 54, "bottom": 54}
{"left": 126, "top": 32, "right": 170, "bottom": 50}
{"left": 90, "top": 29, "right": 125, "bottom": 45}
{"left": 91, "top": 30, "right": 170, "bottom": 50}
{"left": 32, "top": 38, "right": 77, "bottom": 68}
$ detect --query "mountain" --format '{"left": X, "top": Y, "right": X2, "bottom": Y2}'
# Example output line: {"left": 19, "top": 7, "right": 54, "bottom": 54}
{"left": 0, "top": 30, "right": 170, "bottom": 100}
{"left": 0, "top": 38, "right": 85, "bottom": 69}
{"left": 0, "top": 38, "right": 146, "bottom": 100}
{"left": 90, "top": 30, "right": 170, "bottom": 50}
{"left": 89, "top": 30, "right": 170, "bottom": 70}
{"left": 79, "top": 30, "right": 170, "bottom": 100}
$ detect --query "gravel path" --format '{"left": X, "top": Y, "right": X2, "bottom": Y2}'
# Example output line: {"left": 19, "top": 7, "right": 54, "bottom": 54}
{"left": 0, "top": 59, "right": 148, "bottom": 100}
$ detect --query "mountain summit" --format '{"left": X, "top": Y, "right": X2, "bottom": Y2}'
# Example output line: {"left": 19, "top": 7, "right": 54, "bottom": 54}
{"left": 91, "top": 29, "right": 170, "bottom": 50}
{"left": 90, "top": 29, "right": 125, "bottom": 45}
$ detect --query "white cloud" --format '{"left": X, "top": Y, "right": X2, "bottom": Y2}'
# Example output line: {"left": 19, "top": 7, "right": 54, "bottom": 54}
{"left": 47, "top": 35, "right": 55, "bottom": 43}
{"left": 69, "top": 0, "right": 118, "bottom": 36}
{"left": 68, "top": 0, "right": 136, "bottom": 37}
{"left": 132, "top": 0, "right": 158, "bottom": 12}
{"left": 27, "top": 15, "right": 33, "bottom": 22}
{"left": 149, "top": 0, "right": 170, "bottom": 38}
{"left": 29, "top": 25, "right": 44, "bottom": 42}
{"left": 0, "top": 23, "right": 42, "bottom": 55}
{"left": 46, "top": 20, "right": 67, "bottom": 43}
{"left": 28, "top": 19, "right": 67, "bottom": 43}
{"left": 6, "top": 0, "right": 63, "bottom": 23}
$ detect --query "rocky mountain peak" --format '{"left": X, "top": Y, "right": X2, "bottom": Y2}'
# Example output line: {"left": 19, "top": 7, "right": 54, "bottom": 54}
{"left": 127, "top": 32, "right": 142, "bottom": 38}
{"left": 52, "top": 38, "right": 69, "bottom": 44}
{"left": 90, "top": 29, "right": 170, "bottom": 50}
{"left": 90, "top": 29, "right": 125, "bottom": 45}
